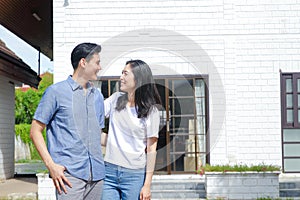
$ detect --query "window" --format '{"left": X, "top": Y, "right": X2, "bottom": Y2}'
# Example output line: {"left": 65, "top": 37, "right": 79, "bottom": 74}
{"left": 281, "top": 72, "right": 300, "bottom": 172}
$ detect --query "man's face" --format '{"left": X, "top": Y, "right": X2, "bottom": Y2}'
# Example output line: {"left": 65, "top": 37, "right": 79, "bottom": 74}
{"left": 83, "top": 53, "right": 101, "bottom": 81}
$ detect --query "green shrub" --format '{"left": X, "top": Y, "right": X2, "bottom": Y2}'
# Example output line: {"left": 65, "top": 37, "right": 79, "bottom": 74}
{"left": 197, "top": 163, "right": 281, "bottom": 175}
{"left": 15, "top": 72, "right": 53, "bottom": 125}
{"left": 15, "top": 72, "right": 52, "bottom": 161}
{"left": 15, "top": 89, "right": 40, "bottom": 124}
{"left": 15, "top": 123, "right": 46, "bottom": 160}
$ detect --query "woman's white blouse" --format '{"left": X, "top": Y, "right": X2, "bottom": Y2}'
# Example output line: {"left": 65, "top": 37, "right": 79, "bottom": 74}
{"left": 104, "top": 92, "right": 160, "bottom": 169}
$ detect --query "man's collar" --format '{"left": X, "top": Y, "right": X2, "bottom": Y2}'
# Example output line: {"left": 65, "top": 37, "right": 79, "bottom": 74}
{"left": 67, "top": 76, "right": 95, "bottom": 92}
{"left": 67, "top": 76, "right": 81, "bottom": 90}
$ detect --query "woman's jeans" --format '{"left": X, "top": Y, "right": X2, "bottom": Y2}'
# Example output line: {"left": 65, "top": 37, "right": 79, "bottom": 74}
{"left": 101, "top": 162, "right": 145, "bottom": 200}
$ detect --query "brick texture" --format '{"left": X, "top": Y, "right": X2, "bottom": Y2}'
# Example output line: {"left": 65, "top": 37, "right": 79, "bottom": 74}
{"left": 53, "top": 0, "right": 300, "bottom": 167}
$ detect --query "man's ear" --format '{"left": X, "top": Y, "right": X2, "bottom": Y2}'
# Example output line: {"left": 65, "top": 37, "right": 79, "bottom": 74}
{"left": 79, "top": 58, "right": 86, "bottom": 68}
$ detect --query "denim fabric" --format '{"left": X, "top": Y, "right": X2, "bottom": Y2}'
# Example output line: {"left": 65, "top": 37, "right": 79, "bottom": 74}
{"left": 34, "top": 76, "right": 105, "bottom": 181}
{"left": 101, "top": 162, "right": 145, "bottom": 200}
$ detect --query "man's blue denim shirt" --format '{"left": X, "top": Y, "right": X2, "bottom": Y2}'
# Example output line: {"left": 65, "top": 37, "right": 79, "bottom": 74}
{"left": 34, "top": 76, "right": 105, "bottom": 181}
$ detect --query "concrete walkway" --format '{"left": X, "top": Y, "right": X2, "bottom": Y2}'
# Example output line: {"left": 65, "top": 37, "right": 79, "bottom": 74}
{"left": 0, "top": 162, "right": 45, "bottom": 199}
{"left": 0, "top": 177, "right": 37, "bottom": 199}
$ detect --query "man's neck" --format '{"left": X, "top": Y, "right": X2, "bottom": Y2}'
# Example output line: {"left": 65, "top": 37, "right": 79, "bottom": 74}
{"left": 72, "top": 72, "right": 88, "bottom": 89}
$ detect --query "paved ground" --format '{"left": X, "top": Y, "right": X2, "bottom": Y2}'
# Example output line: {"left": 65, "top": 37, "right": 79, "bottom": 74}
{"left": 0, "top": 163, "right": 45, "bottom": 199}
{"left": 0, "top": 177, "right": 37, "bottom": 198}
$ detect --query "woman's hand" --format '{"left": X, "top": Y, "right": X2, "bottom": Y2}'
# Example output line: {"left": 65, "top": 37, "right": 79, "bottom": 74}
{"left": 140, "top": 185, "right": 151, "bottom": 200}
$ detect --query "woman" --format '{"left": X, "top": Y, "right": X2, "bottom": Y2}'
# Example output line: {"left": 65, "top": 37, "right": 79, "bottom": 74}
{"left": 101, "top": 60, "right": 161, "bottom": 200}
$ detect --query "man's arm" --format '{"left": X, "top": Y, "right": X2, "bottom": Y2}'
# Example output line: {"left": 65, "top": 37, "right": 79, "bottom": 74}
{"left": 30, "top": 119, "right": 72, "bottom": 194}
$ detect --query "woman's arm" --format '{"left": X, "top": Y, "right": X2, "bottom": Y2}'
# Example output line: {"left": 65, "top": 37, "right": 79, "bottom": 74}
{"left": 101, "top": 131, "right": 108, "bottom": 146}
{"left": 140, "top": 137, "right": 158, "bottom": 200}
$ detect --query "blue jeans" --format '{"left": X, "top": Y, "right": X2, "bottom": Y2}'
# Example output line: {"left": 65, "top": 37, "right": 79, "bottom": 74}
{"left": 101, "top": 162, "right": 145, "bottom": 200}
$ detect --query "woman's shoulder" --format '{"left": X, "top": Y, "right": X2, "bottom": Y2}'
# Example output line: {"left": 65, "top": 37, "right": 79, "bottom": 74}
{"left": 106, "top": 91, "right": 125, "bottom": 102}
{"left": 148, "top": 105, "right": 160, "bottom": 116}
{"left": 111, "top": 91, "right": 125, "bottom": 98}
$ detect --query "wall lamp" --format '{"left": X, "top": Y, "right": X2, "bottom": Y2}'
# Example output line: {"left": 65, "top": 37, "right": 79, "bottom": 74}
{"left": 32, "top": 12, "right": 42, "bottom": 21}
{"left": 63, "top": 0, "right": 69, "bottom": 7}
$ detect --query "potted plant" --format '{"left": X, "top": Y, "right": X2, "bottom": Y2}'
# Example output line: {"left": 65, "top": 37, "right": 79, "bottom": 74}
{"left": 198, "top": 163, "right": 281, "bottom": 200}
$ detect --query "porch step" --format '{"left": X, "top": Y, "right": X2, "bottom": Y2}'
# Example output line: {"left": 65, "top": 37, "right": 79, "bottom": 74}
{"left": 280, "top": 174, "right": 300, "bottom": 198}
{"left": 280, "top": 181, "right": 300, "bottom": 197}
{"left": 151, "top": 175, "right": 206, "bottom": 199}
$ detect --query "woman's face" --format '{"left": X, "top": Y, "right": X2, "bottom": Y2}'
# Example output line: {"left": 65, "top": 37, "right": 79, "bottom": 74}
{"left": 120, "top": 64, "right": 136, "bottom": 93}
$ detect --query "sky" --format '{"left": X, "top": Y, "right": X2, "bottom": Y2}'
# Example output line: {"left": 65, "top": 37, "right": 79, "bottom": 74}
{"left": 0, "top": 25, "right": 53, "bottom": 74}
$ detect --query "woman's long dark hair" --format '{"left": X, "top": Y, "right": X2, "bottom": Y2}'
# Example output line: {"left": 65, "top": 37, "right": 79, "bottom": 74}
{"left": 116, "top": 60, "right": 162, "bottom": 118}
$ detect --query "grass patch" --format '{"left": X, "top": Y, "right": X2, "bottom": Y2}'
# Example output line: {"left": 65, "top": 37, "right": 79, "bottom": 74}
{"left": 15, "top": 159, "right": 43, "bottom": 164}
{"left": 198, "top": 163, "right": 281, "bottom": 175}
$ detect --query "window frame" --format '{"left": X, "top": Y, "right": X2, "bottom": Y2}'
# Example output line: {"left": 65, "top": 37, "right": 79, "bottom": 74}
{"left": 281, "top": 73, "right": 300, "bottom": 128}
{"left": 281, "top": 72, "right": 300, "bottom": 173}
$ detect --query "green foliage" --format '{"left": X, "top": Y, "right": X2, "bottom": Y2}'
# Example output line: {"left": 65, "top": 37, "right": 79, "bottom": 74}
{"left": 15, "top": 89, "right": 40, "bottom": 124}
{"left": 15, "top": 72, "right": 53, "bottom": 124}
{"left": 15, "top": 124, "right": 46, "bottom": 160}
{"left": 37, "top": 72, "right": 53, "bottom": 95}
{"left": 197, "top": 163, "right": 281, "bottom": 175}
{"left": 15, "top": 124, "right": 31, "bottom": 144}
{"left": 15, "top": 72, "right": 52, "bottom": 161}
{"left": 15, "top": 159, "right": 43, "bottom": 163}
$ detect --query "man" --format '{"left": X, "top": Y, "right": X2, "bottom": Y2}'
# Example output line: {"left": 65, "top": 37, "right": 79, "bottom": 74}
{"left": 30, "top": 43, "right": 105, "bottom": 199}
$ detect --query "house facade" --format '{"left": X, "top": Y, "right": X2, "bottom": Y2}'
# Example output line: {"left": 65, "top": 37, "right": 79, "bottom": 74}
{"left": 0, "top": 40, "right": 40, "bottom": 179}
{"left": 53, "top": 0, "right": 300, "bottom": 174}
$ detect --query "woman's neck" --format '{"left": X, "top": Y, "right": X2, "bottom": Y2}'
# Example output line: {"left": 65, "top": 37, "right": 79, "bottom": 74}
{"left": 127, "top": 92, "right": 135, "bottom": 107}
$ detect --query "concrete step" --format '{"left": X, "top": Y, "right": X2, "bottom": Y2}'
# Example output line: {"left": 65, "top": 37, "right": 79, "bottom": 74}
{"left": 152, "top": 190, "right": 206, "bottom": 199}
{"left": 280, "top": 174, "right": 300, "bottom": 198}
{"left": 151, "top": 175, "right": 205, "bottom": 199}
{"left": 280, "top": 182, "right": 300, "bottom": 197}
{"left": 151, "top": 180, "right": 205, "bottom": 190}
{"left": 152, "top": 199, "right": 206, "bottom": 200}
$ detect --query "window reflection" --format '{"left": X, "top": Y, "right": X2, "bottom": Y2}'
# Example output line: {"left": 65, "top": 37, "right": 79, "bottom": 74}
{"left": 286, "top": 78, "right": 292, "bottom": 93}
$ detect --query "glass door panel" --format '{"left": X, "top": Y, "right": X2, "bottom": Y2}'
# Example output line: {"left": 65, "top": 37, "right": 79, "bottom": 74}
{"left": 297, "top": 78, "right": 300, "bottom": 124}
{"left": 168, "top": 79, "right": 204, "bottom": 172}
{"left": 195, "top": 79, "right": 207, "bottom": 166}
{"left": 154, "top": 79, "right": 168, "bottom": 172}
{"left": 154, "top": 77, "right": 207, "bottom": 174}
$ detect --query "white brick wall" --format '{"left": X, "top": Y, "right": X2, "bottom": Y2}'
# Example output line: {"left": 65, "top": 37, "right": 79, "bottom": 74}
{"left": 0, "top": 75, "right": 15, "bottom": 179}
{"left": 53, "top": 0, "right": 300, "bottom": 167}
